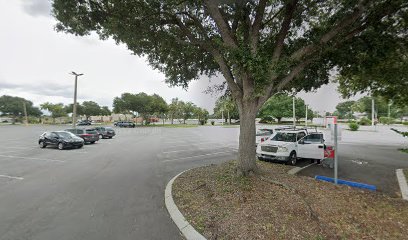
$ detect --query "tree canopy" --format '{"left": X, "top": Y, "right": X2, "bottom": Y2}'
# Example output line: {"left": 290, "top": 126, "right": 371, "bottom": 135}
{"left": 334, "top": 100, "right": 356, "bottom": 119}
{"left": 52, "top": 0, "right": 407, "bottom": 174}
{"left": 213, "top": 95, "right": 239, "bottom": 123}
{"left": 113, "top": 92, "right": 169, "bottom": 123}
{"left": 259, "top": 94, "right": 313, "bottom": 123}
{"left": 40, "top": 102, "right": 67, "bottom": 120}
{"left": 0, "top": 95, "right": 42, "bottom": 119}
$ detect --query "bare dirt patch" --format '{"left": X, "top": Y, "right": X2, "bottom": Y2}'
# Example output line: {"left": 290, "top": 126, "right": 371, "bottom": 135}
{"left": 173, "top": 161, "right": 408, "bottom": 240}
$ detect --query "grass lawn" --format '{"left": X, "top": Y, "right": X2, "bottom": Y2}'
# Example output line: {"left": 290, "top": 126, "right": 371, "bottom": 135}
{"left": 139, "top": 124, "right": 199, "bottom": 128}
{"left": 173, "top": 161, "right": 408, "bottom": 240}
{"left": 399, "top": 149, "right": 408, "bottom": 154}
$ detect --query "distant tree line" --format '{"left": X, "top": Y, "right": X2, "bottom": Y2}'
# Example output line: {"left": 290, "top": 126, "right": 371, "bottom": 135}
{"left": 112, "top": 92, "right": 209, "bottom": 125}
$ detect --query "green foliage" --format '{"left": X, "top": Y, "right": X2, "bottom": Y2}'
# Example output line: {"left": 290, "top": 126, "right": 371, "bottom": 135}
{"left": 358, "top": 117, "right": 372, "bottom": 126}
{"left": 335, "top": 101, "right": 355, "bottom": 119}
{"left": 40, "top": 102, "right": 67, "bottom": 119}
{"left": 348, "top": 122, "right": 359, "bottom": 131}
{"left": 0, "top": 95, "right": 42, "bottom": 119}
{"left": 112, "top": 92, "right": 168, "bottom": 124}
{"left": 403, "top": 122, "right": 408, "bottom": 126}
{"left": 259, "top": 94, "right": 313, "bottom": 123}
{"left": 52, "top": 0, "right": 407, "bottom": 173}
{"left": 379, "top": 117, "right": 395, "bottom": 125}
{"left": 213, "top": 95, "right": 239, "bottom": 123}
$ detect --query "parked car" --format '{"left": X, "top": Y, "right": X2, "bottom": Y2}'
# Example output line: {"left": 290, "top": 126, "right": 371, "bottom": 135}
{"left": 77, "top": 120, "right": 92, "bottom": 126}
{"left": 39, "top": 131, "right": 84, "bottom": 150}
{"left": 65, "top": 128, "right": 100, "bottom": 143}
{"left": 256, "top": 128, "right": 274, "bottom": 146}
{"left": 94, "top": 126, "right": 116, "bottom": 139}
{"left": 256, "top": 128, "right": 325, "bottom": 165}
{"left": 115, "top": 121, "right": 136, "bottom": 128}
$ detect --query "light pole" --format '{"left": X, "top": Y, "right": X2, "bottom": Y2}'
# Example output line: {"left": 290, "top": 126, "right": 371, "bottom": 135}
{"left": 305, "top": 104, "right": 308, "bottom": 127}
{"left": 70, "top": 71, "right": 84, "bottom": 128}
{"left": 292, "top": 92, "right": 296, "bottom": 128}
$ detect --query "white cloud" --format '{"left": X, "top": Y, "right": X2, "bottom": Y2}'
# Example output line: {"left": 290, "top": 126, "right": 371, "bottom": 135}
{"left": 20, "top": 0, "right": 51, "bottom": 17}
{"left": 0, "top": 1, "right": 356, "bottom": 115}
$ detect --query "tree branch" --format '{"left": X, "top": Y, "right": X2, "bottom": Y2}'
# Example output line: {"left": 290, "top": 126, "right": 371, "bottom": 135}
{"left": 290, "top": 1, "right": 365, "bottom": 62}
{"left": 250, "top": 0, "right": 267, "bottom": 53}
{"left": 204, "top": 0, "right": 238, "bottom": 49}
{"left": 209, "top": 49, "right": 243, "bottom": 99}
{"left": 271, "top": 0, "right": 298, "bottom": 62}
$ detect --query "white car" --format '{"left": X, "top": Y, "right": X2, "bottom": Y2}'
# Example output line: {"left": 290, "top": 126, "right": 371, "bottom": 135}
{"left": 256, "top": 128, "right": 325, "bottom": 165}
{"left": 255, "top": 128, "right": 274, "bottom": 146}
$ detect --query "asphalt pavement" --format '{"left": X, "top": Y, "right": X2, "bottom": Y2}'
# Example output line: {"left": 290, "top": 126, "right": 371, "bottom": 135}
{"left": 0, "top": 125, "right": 239, "bottom": 240}
{"left": 299, "top": 125, "right": 408, "bottom": 197}
{"left": 0, "top": 124, "right": 406, "bottom": 239}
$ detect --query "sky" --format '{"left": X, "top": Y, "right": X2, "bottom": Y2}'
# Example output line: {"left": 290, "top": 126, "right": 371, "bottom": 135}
{"left": 0, "top": 0, "right": 361, "bottom": 114}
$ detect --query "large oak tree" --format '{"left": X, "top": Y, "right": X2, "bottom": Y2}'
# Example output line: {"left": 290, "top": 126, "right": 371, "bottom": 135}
{"left": 52, "top": 0, "right": 406, "bottom": 175}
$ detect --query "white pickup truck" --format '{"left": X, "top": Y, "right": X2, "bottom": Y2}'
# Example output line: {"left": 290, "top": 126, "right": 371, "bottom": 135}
{"left": 256, "top": 128, "right": 325, "bottom": 165}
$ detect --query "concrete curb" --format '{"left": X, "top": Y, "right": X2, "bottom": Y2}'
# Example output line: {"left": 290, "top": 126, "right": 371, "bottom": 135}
{"left": 396, "top": 169, "right": 408, "bottom": 200}
{"left": 165, "top": 170, "right": 207, "bottom": 240}
{"left": 288, "top": 162, "right": 317, "bottom": 175}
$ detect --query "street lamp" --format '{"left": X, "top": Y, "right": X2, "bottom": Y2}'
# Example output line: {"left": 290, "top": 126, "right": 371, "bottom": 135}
{"left": 70, "top": 71, "right": 84, "bottom": 128}
{"left": 292, "top": 90, "right": 296, "bottom": 128}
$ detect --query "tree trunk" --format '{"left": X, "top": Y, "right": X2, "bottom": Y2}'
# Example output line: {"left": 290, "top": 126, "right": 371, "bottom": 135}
{"left": 237, "top": 101, "right": 259, "bottom": 175}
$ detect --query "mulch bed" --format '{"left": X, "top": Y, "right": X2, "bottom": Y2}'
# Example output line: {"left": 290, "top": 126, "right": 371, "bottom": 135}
{"left": 172, "top": 161, "right": 408, "bottom": 240}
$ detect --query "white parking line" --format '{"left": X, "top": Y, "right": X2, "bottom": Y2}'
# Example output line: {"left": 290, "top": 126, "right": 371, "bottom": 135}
{"left": 162, "top": 146, "right": 235, "bottom": 154}
{"left": 162, "top": 151, "right": 236, "bottom": 163}
{"left": 0, "top": 174, "right": 24, "bottom": 180}
{"left": 165, "top": 142, "right": 224, "bottom": 149}
{"left": 0, "top": 155, "right": 65, "bottom": 163}
{"left": 0, "top": 146, "right": 37, "bottom": 150}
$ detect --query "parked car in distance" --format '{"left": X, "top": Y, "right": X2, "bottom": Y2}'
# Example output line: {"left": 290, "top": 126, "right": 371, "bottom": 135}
{"left": 39, "top": 131, "right": 84, "bottom": 150}
{"left": 256, "top": 128, "right": 274, "bottom": 146}
{"left": 256, "top": 128, "right": 325, "bottom": 166}
{"left": 115, "top": 121, "right": 136, "bottom": 128}
{"left": 65, "top": 128, "right": 100, "bottom": 143}
{"left": 77, "top": 120, "right": 92, "bottom": 126}
{"left": 94, "top": 126, "right": 116, "bottom": 139}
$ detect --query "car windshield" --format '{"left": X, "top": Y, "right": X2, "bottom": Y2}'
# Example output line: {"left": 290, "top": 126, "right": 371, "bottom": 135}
{"left": 56, "top": 132, "right": 77, "bottom": 139}
{"left": 105, "top": 127, "right": 113, "bottom": 130}
{"left": 86, "top": 129, "right": 98, "bottom": 134}
{"left": 271, "top": 132, "right": 297, "bottom": 142}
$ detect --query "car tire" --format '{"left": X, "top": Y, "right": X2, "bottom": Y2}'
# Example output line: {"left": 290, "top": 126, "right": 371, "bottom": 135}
{"left": 108, "top": 136, "right": 112, "bottom": 139}
{"left": 78, "top": 144, "right": 83, "bottom": 149}
{"left": 39, "top": 141, "right": 46, "bottom": 148}
{"left": 58, "top": 143, "right": 64, "bottom": 150}
{"left": 90, "top": 141, "right": 95, "bottom": 144}
{"left": 287, "top": 151, "right": 297, "bottom": 166}
{"left": 257, "top": 157, "right": 264, "bottom": 161}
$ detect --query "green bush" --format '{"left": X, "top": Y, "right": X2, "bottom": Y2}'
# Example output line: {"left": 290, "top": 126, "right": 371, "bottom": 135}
{"left": 199, "top": 120, "right": 206, "bottom": 125}
{"left": 349, "top": 122, "right": 359, "bottom": 131}
{"left": 359, "top": 117, "right": 372, "bottom": 126}
{"left": 403, "top": 122, "right": 408, "bottom": 126}
{"left": 211, "top": 121, "right": 215, "bottom": 125}
{"left": 379, "top": 117, "right": 395, "bottom": 125}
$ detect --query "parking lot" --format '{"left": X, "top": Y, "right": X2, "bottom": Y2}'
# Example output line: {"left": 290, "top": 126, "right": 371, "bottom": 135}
{"left": 0, "top": 125, "right": 240, "bottom": 240}
{"left": 0, "top": 124, "right": 407, "bottom": 239}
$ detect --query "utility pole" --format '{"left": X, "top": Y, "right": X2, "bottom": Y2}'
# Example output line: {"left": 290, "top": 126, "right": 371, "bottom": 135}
{"left": 388, "top": 100, "right": 391, "bottom": 118}
{"left": 305, "top": 104, "right": 308, "bottom": 127}
{"left": 371, "top": 97, "right": 375, "bottom": 127}
{"left": 70, "top": 71, "right": 84, "bottom": 128}
{"left": 227, "top": 110, "right": 230, "bottom": 125}
{"left": 23, "top": 101, "right": 28, "bottom": 126}
{"left": 292, "top": 94, "right": 296, "bottom": 128}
